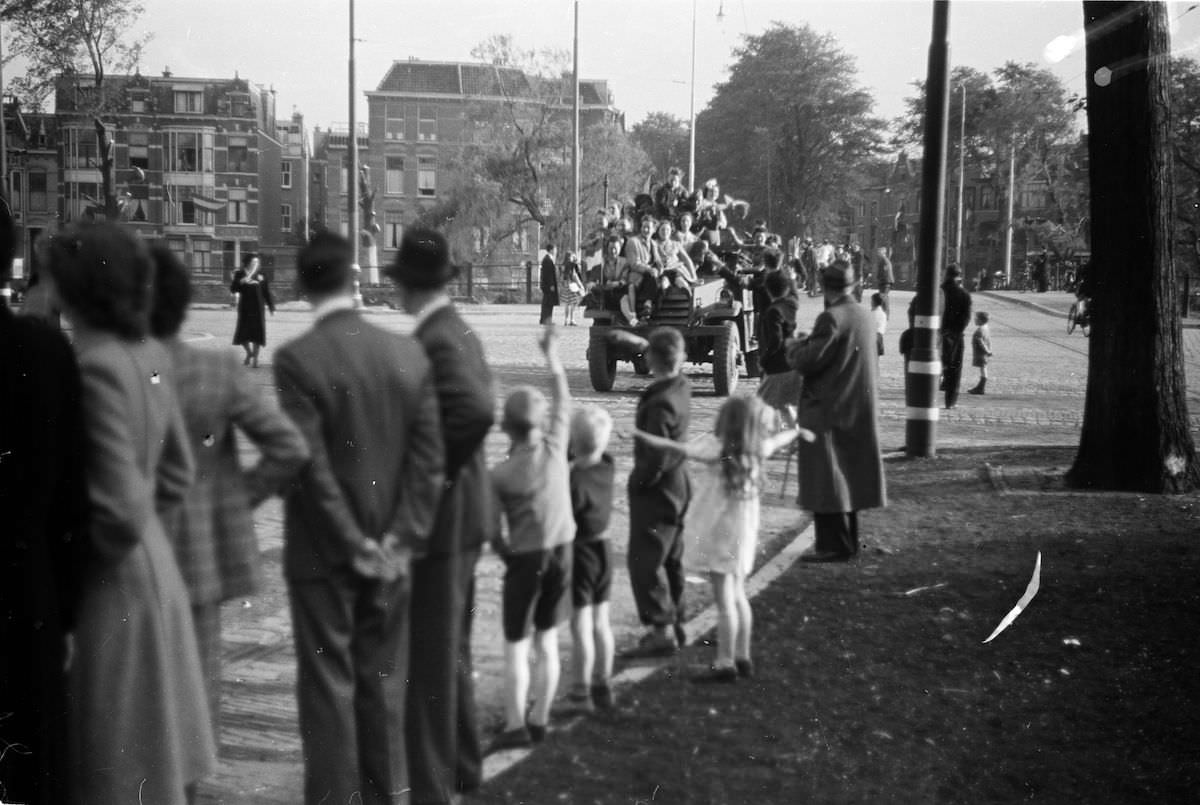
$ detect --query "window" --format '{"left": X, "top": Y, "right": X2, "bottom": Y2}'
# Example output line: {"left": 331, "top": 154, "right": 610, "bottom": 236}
{"left": 386, "top": 218, "right": 402, "bottom": 249}
{"left": 281, "top": 161, "right": 292, "bottom": 189}
{"left": 417, "top": 156, "right": 436, "bottom": 197}
{"left": 65, "top": 182, "right": 100, "bottom": 221}
{"left": 28, "top": 170, "right": 48, "bottom": 211}
{"left": 980, "top": 186, "right": 995, "bottom": 210}
{"left": 174, "top": 90, "right": 202, "bottom": 114}
{"left": 385, "top": 156, "right": 404, "bottom": 194}
{"left": 340, "top": 166, "right": 349, "bottom": 195}
{"left": 227, "top": 188, "right": 249, "bottom": 224}
{"left": 9, "top": 171, "right": 22, "bottom": 212}
{"left": 281, "top": 203, "right": 292, "bottom": 232}
{"left": 385, "top": 103, "right": 405, "bottom": 140}
{"left": 965, "top": 186, "right": 976, "bottom": 211}
{"left": 418, "top": 107, "right": 437, "bottom": 141}
{"left": 228, "top": 137, "right": 250, "bottom": 172}
{"left": 192, "top": 239, "right": 213, "bottom": 270}
{"left": 130, "top": 96, "right": 147, "bottom": 113}
{"left": 167, "top": 131, "right": 212, "bottom": 173}
{"left": 181, "top": 199, "right": 196, "bottom": 224}
{"left": 65, "top": 128, "right": 98, "bottom": 169}
{"left": 128, "top": 132, "right": 149, "bottom": 171}
{"left": 167, "top": 238, "right": 187, "bottom": 262}
{"left": 229, "top": 93, "right": 250, "bottom": 118}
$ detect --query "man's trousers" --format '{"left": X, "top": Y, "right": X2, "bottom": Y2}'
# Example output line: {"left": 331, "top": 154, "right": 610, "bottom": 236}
{"left": 290, "top": 571, "right": 410, "bottom": 805}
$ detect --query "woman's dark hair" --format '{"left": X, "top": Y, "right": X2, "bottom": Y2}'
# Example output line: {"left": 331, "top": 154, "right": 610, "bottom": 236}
{"left": 149, "top": 243, "right": 193, "bottom": 338}
{"left": 242, "top": 252, "right": 259, "bottom": 268}
{"left": 42, "top": 222, "right": 153, "bottom": 339}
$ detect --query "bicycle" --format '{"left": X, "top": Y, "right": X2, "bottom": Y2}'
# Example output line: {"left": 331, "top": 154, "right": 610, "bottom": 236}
{"left": 1067, "top": 296, "right": 1091, "bottom": 336}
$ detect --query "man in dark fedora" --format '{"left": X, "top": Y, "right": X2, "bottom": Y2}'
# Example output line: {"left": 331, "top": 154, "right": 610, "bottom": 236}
{"left": 386, "top": 227, "right": 495, "bottom": 804}
{"left": 787, "top": 259, "right": 887, "bottom": 562}
{"left": 940, "top": 263, "right": 972, "bottom": 409}
{"left": 275, "top": 231, "right": 444, "bottom": 804}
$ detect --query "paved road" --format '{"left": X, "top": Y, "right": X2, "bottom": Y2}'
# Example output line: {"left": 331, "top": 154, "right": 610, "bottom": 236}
{"left": 189, "top": 292, "right": 1200, "bottom": 802}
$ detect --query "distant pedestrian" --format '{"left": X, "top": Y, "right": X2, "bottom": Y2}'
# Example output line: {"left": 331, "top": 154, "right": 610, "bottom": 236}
{"left": 968, "top": 311, "right": 993, "bottom": 395}
{"left": 231, "top": 253, "right": 274, "bottom": 368}
{"left": 562, "top": 406, "right": 618, "bottom": 714}
{"left": 849, "top": 243, "right": 866, "bottom": 303}
{"left": 871, "top": 291, "right": 888, "bottom": 358}
{"left": 386, "top": 227, "right": 496, "bottom": 803}
{"left": 540, "top": 244, "right": 559, "bottom": 325}
{"left": 940, "top": 264, "right": 973, "bottom": 409}
{"left": 624, "top": 328, "right": 692, "bottom": 655}
{"left": 787, "top": 259, "right": 887, "bottom": 562}
{"left": 634, "top": 396, "right": 803, "bottom": 682}
{"left": 560, "top": 250, "right": 585, "bottom": 326}
{"left": 150, "top": 244, "right": 310, "bottom": 733}
{"left": 490, "top": 326, "right": 573, "bottom": 751}
{"left": 875, "top": 247, "right": 895, "bottom": 315}
{"left": 275, "top": 231, "right": 445, "bottom": 805}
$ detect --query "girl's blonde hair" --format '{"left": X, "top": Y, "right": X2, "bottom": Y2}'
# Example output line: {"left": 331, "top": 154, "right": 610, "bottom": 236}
{"left": 713, "top": 396, "right": 771, "bottom": 499}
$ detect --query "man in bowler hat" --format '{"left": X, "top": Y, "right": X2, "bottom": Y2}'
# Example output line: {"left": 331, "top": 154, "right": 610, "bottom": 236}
{"left": 787, "top": 259, "right": 887, "bottom": 562}
{"left": 386, "top": 228, "right": 495, "bottom": 803}
{"left": 275, "top": 231, "right": 444, "bottom": 804}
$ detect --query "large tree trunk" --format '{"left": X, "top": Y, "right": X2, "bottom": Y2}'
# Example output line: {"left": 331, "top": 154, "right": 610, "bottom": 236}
{"left": 1069, "top": 1, "right": 1199, "bottom": 492}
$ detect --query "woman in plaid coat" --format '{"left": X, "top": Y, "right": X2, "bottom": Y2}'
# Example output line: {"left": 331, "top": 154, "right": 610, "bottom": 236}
{"left": 152, "top": 245, "right": 310, "bottom": 724}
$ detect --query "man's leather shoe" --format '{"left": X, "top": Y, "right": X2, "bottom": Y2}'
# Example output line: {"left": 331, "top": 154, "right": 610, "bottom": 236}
{"left": 799, "top": 548, "right": 851, "bottom": 563}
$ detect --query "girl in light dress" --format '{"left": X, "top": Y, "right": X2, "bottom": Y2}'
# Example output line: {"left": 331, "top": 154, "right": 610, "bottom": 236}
{"left": 634, "top": 396, "right": 811, "bottom": 682}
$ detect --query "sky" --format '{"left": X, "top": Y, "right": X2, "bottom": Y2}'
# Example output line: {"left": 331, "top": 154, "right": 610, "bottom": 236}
{"left": 25, "top": 0, "right": 1200, "bottom": 133}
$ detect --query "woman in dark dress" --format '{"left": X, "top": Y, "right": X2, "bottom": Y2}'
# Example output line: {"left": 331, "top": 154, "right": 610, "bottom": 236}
{"left": 230, "top": 253, "right": 274, "bottom": 367}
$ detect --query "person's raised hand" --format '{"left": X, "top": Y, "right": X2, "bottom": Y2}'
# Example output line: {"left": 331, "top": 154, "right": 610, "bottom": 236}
{"left": 538, "top": 323, "right": 559, "bottom": 355}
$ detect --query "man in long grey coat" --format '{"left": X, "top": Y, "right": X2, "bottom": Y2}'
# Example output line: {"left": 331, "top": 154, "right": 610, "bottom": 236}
{"left": 787, "top": 259, "right": 887, "bottom": 562}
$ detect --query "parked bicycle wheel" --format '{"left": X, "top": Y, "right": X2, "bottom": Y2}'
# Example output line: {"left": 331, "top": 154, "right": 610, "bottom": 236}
{"left": 1067, "top": 303, "right": 1080, "bottom": 334}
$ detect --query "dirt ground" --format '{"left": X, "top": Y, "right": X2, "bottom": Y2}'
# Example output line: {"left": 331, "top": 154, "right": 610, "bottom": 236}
{"left": 473, "top": 445, "right": 1200, "bottom": 804}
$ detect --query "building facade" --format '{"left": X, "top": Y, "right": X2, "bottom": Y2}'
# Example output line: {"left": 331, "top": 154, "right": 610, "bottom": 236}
{"left": 345, "top": 59, "right": 623, "bottom": 280}
{"left": 3, "top": 105, "right": 60, "bottom": 285}
{"left": 48, "top": 71, "right": 299, "bottom": 296}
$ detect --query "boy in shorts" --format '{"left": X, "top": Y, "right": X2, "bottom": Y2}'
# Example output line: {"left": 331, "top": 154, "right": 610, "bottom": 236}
{"left": 490, "top": 326, "right": 573, "bottom": 750}
{"left": 562, "top": 406, "right": 617, "bottom": 714}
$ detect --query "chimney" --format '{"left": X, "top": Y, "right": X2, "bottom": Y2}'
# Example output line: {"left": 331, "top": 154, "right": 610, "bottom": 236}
{"left": 162, "top": 66, "right": 172, "bottom": 78}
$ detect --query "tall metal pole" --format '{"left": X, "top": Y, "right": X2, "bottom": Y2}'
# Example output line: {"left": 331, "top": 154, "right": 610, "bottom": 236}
{"left": 1003, "top": 132, "right": 1016, "bottom": 286}
{"left": 905, "top": 0, "right": 951, "bottom": 458}
{"left": 572, "top": 0, "right": 581, "bottom": 258}
{"left": 688, "top": 0, "right": 697, "bottom": 192}
{"left": 954, "top": 84, "right": 965, "bottom": 265}
{"left": 348, "top": 0, "right": 360, "bottom": 276}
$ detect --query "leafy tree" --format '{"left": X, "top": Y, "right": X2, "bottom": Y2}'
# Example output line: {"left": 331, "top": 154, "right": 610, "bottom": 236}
{"left": 6, "top": 0, "right": 150, "bottom": 217}
{"left": 898, "top": 62, "right": 1080, "bottom": 271}
{"left": 630, "top": 111, "right": 689, "bottom": 184}
{"left": 1169, "top": 56, "right": 1200, "bottom": 281}
{"left": 695, "top": 22, "right": 884, "bottom": 236}
{"left": 1069, "top": 0, "right": 1197, "bottom": 493}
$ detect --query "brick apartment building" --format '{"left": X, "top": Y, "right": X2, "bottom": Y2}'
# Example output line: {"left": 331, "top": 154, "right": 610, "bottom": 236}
{"left": 311, "top": 59, "right": 622, "bottom": 286}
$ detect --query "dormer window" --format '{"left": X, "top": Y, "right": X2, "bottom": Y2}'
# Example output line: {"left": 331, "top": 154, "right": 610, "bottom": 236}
{"left": 174, "top": 89, "right": 202, "bottom": 114}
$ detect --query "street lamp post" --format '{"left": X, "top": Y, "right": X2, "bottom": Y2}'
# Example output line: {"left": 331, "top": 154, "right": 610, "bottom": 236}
{"left": 348, "top": 0, "right": 361, "bottom": 302}
{"left": 955, "top": 84, "right": 965, "bottom": 265}
{"left": 905, "top": 0, "right": 951, "bottom": 458}
{"left": 688, "top": 0, "right": 697, "bottom": 192}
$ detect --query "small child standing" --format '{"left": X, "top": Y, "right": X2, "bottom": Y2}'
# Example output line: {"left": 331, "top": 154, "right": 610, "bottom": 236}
{"left": 968, "top": 311, "right": 993, "bottom": 395}
{"left": 635, "top": 396, "right": 808, "bottom": 682}
{"left": 561, "top": 406, "right": 617, "bottom": 714}
{"left": 871, "top": 291, "right": 888, "bottom": 358}
{"left": 489, "top": 326, "right": 573, "bottom": 750}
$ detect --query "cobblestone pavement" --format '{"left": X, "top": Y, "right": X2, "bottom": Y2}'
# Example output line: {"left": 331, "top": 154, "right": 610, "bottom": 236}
{"left": 187, "top": 292, "right": 1200, "bottom": 802}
